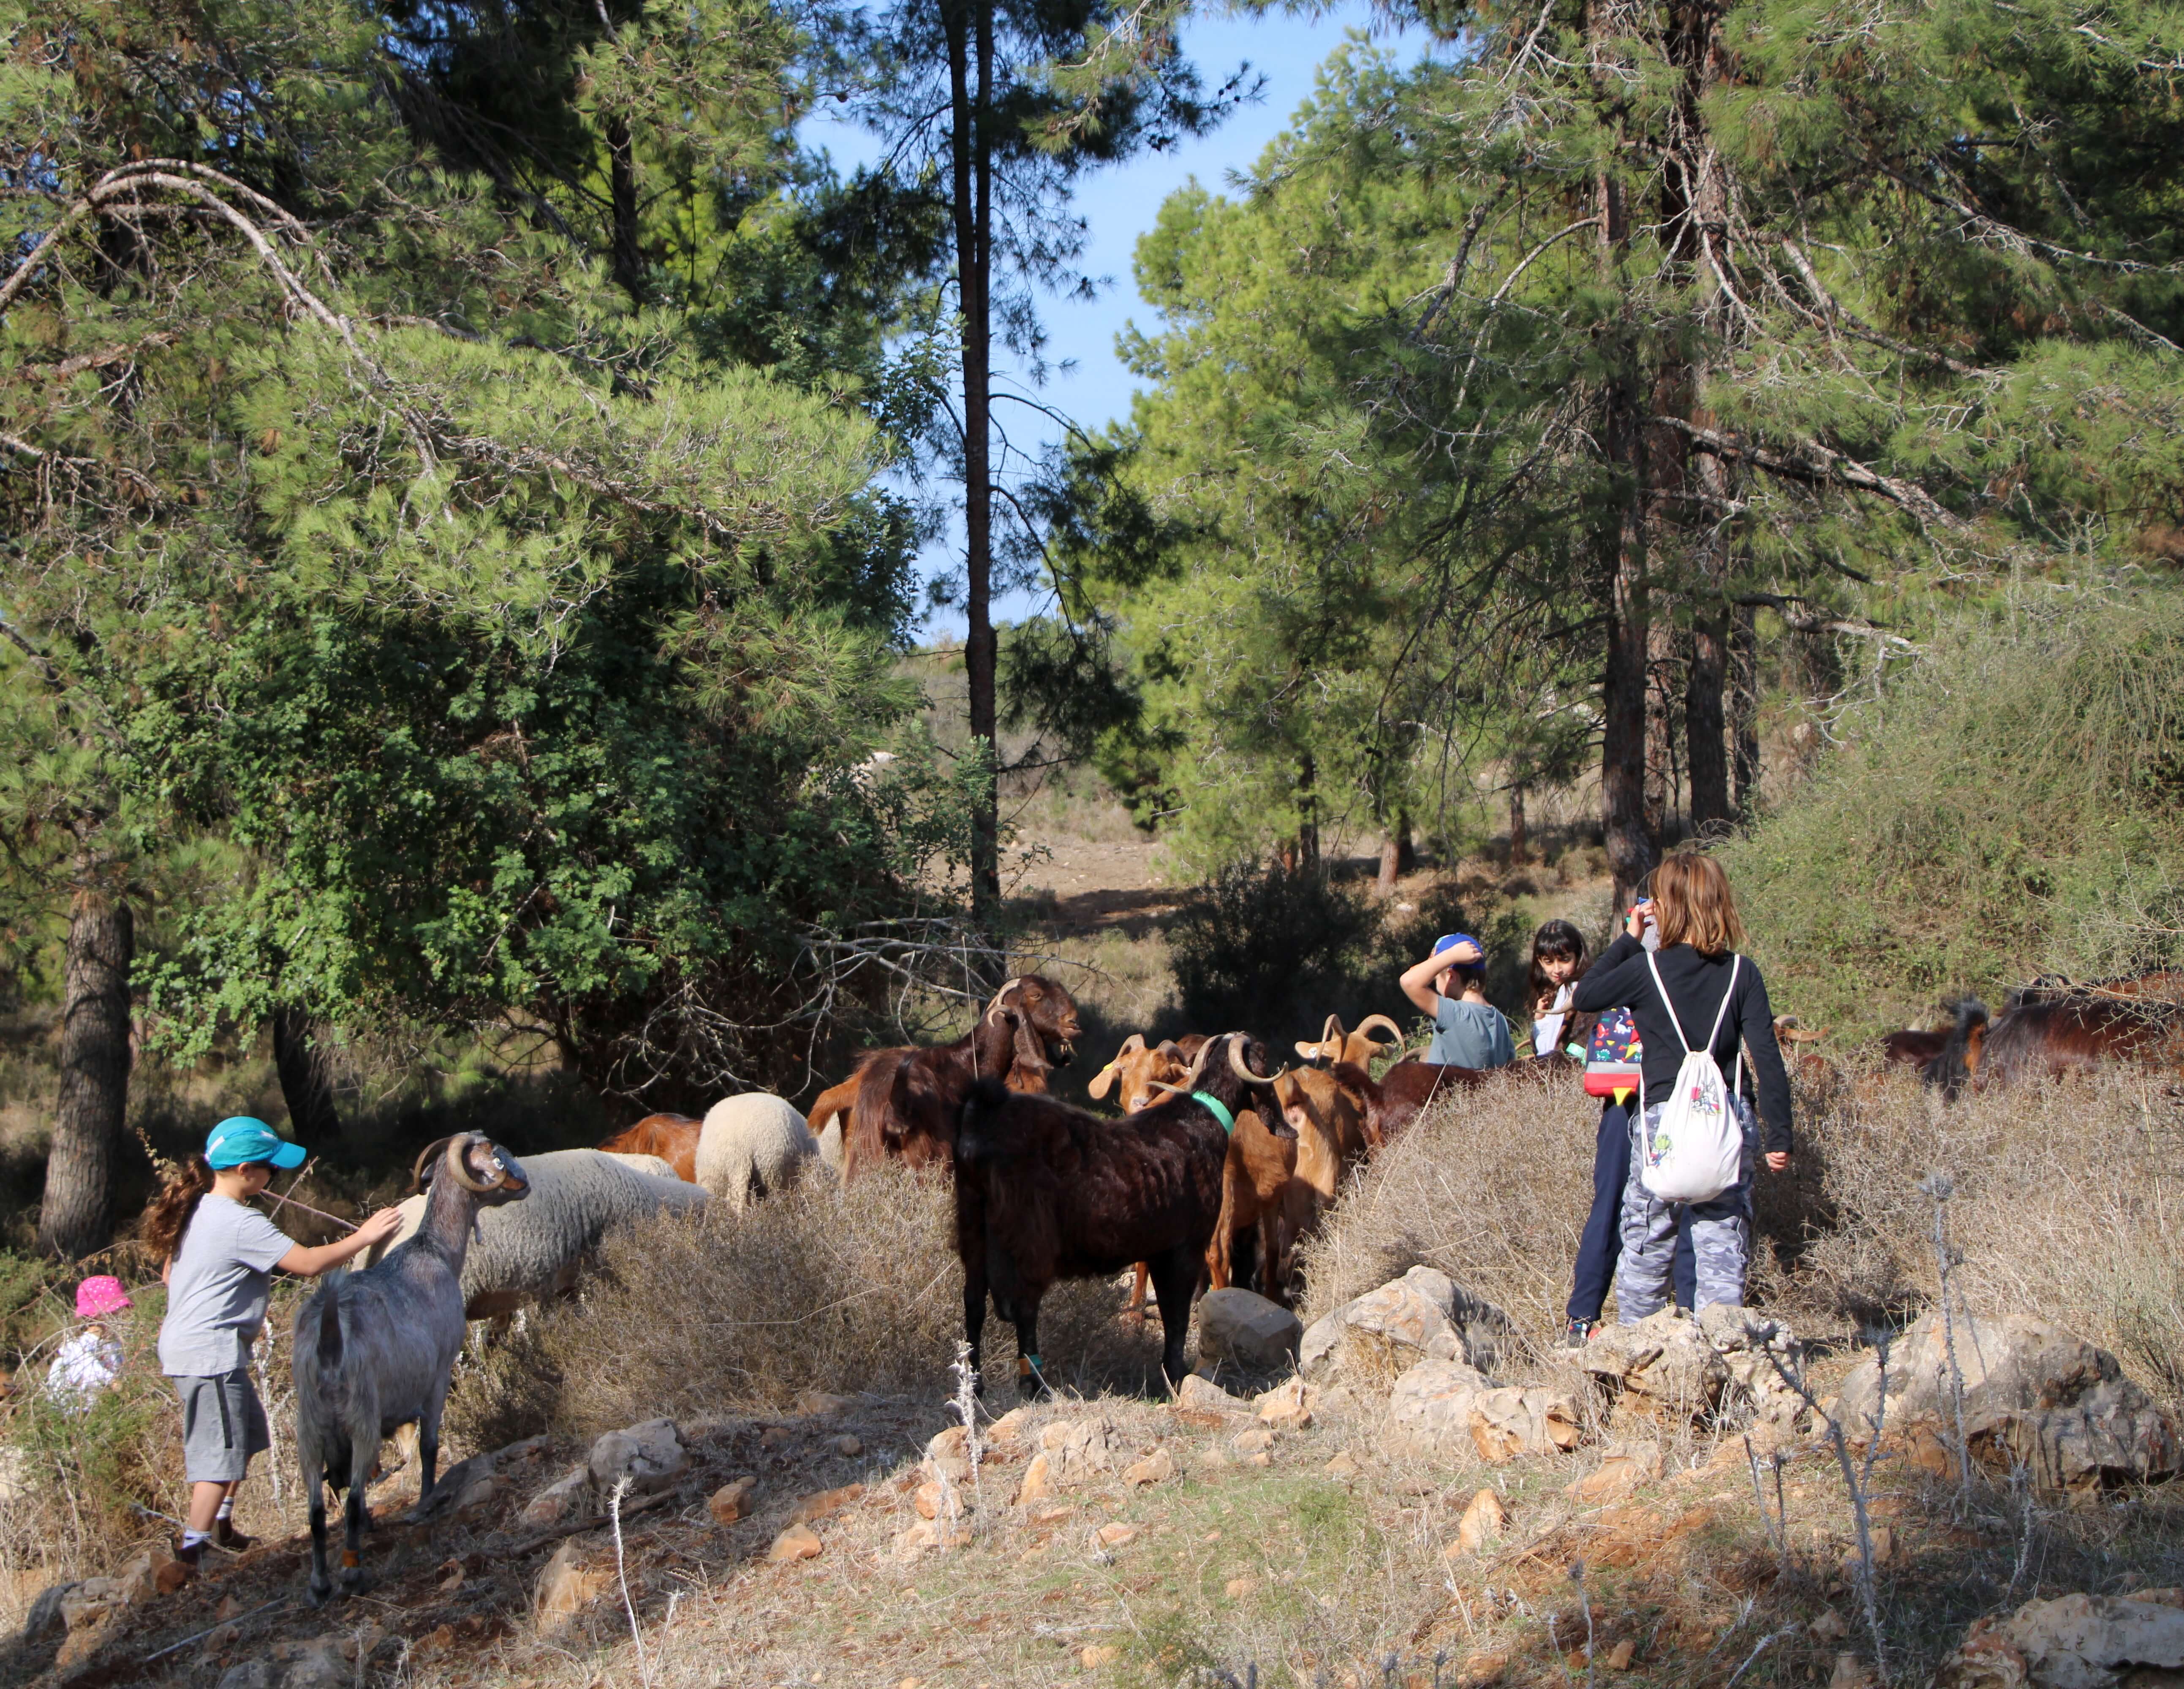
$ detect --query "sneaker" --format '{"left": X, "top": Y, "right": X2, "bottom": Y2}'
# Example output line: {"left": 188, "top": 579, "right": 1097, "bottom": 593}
{"left": 214, "top": 1520, "right": 255, "bottom": 1552}
{"left": 171, "top": 1536, "right": 204, "bottom": 1569}
{"left": 1560, "top": 1318, "right": 1595, "bottom": 1350}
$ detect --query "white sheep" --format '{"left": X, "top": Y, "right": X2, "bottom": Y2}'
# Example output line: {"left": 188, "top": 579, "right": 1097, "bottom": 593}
{"left": 696, "top": 1092, "right": 816, "bottom": 1210}
{"left": 367, "top": 1148, "right": 707, "bottom": 1320}
{"left": 600, "top": 1150, "right": 678, "bottom": 1181}
{"left": 815, "top": 1116, "right": 844, "bottom": 1176}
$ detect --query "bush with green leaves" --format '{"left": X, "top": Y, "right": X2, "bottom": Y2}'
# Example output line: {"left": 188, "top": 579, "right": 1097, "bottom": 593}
{"left": 1720, "top": 589, "right": 2184, "bottom": 1037}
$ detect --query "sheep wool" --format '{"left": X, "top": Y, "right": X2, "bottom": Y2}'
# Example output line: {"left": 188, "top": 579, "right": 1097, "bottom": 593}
{"left": 375, "top": 1149, "right": 708, "bottom": 1320}
{"left": 815, "top": 1117, "right": 844, "bottom": 1177}
{"left": 696, "top": 1092, "right": 816, "bottom": 1211}
{"left": 598, "top": 1151, "right": 679, "bottom": 1181}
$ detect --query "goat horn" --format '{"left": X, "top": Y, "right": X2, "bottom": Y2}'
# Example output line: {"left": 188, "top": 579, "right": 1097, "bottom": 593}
{"left": 445, "top": 1135, "right": 497, "bottom": 1193}
{"left": 1355, "top": 1014, "right": 1404, "bottom": 1045}
{"left": 1320, "top": 1014, "right": 1343, "bottom": 1043}
{"left": 983, "top": 977, "right": 1024, "bottom": 1026}
{"left": 1115, "top": 1033, "right": 1146, "bottom": 1057}
{"left": 1146, "top": 1081, "right": 1188, "bottom": 1098}
{"left": 1177, "top": 1038, "right": 1216, "bottom": 1090}
{"left": 1227, "top": 1037, "right": 1283, "bottom": 1087}
{"left": 411, "top": 1136, "right": 456, "bottom": 1193}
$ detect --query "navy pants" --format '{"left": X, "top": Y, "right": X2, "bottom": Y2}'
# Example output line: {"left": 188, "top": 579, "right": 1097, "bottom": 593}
{"left": 1566, "top": 1099, "right": 1695, "bottom": 1323}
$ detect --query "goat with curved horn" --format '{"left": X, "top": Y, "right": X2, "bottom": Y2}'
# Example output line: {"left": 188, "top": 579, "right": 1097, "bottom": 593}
{"left": 411, "top": 1135, "right": 498, "bottom": 1195}
{"left": 983, "top": 978, "right": 1025, "bottom": 1025}
{"left": 1354, "top": 1013, "right": 1404, "bottom": 1045}
{"left": 1229, "top": 1035, "right": 1285, "bottom": 1086}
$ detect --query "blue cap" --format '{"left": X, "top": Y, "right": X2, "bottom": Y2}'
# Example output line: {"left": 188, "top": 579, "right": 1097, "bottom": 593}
{"left": 205, "top": 1117, "right": 308, "bottom": 1170}
{"left": 1433, "top": 933, "right": 1481, "bottom": 957}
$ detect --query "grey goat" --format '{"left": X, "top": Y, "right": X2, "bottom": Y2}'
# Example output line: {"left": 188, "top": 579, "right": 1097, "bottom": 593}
{"left": 292, "top": 1133, "right": 529, "bottom": 1605}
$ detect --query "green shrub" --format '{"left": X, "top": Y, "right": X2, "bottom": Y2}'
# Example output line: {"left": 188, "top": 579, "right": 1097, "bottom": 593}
{"left": 1167, "top": 861, "right": 1513, "bottom": 1048}
{"left": 1719, "top": 589, "right": 2184, "bottom": 1037}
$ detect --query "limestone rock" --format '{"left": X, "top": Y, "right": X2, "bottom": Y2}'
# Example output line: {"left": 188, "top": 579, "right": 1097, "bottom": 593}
{"left": 1255, "top": 1377, "right": 1315, "bottom": 1428}
{"left": 588, "top": 1417, "right": 688, "bottom": 1496}
{"left": 1012, "top": 1454, "right": 1055, "bottom": 1505}
{"left": 1387, "top": 1357, "right": 1584, "bottom": 1463}
{"left": 1838, "top": 1314, "right": 2179, "bottom": 1493}
{"left": 1082, "top": 1643, "right": 1123, "bottom": 1667}
{"left": 1580, "top": 1307, "right": 1802, "bottom": 1433}
{"left": 523, "top": 1464, "right": 592, "bottom": 1528}
{"left": 1031, "top": 1417, "right": 1118, "bottom": 1487}
{"left": 789, "top": 1482, "right": 864, "bottom": 1523}
{"left": 1938, "top": 1592, "right": 2184, "bottom": 1689}
{"left": 894, "top": 1519, "right": 971, "bottom": 1556}
{"left": 1197, "top": 1288, "right": 1304, "bottom": 1371}
{"left": 1454, "top": 1488, "right": 1505, "bottom": 1554}
{"left": 708, "top": 1476, "right": 758, "bottom": 1524}
{"left": 216, "top": 1666, "right": 274, "bottom": 1689}
{"left": 926, "top": 1424, "right": 974, "bottom": 1483}
{"left": 794, "top": 1389, "right": 851, "bottom": 1417}
{"left": 832, "top": 1434, "right": 863, "bottom": 1457}
{"left": 1324, "top": 1450, "right": 1362, "bottom": 1478}
{"left": 1123, "top": 1449, "right": 1176, "bottom": 1486}
{"left": 535, "top": 1543, "right": 609, "bottom": 1632}
{"left": 1300, "top": 1266, "right": 1513, "bottom": 1381}
{"left": 1095, "top": 1522, "right": 1137, "bottom": 1548}
{"left": 1567, "top": 1444, "right": 1662, "bottom": 1502}
{"left": 59, "top": 1578, "right": 127, "bottom": 1631}
{"left": 769, "top": 1523, "right": 824, "bottom": 1561}
{"left": 987, "top": 1406, "right": 1035, "bottom": 1447}
{"left": 276, "top": 1637, "right": 349, "bottom": 1689}
{"left": 1175, "top": 1374, "right": 1250, "bottom": 1415}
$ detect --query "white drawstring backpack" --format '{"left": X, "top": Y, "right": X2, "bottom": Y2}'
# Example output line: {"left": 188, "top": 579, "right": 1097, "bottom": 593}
{"left": 1639, "top": 951, "right": 1746, "bottom": 1203}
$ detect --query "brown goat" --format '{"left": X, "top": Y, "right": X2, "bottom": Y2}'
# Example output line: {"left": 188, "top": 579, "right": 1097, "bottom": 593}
{"left": 1088, "top": 1033, "right": 1210, "bottom": 1318}
{"left": 840, "top": 976, "right": 1082, "bottom": 1181}
{"left": 1292, "top": 1013, "right": 1407, "bottom": 1070}
{"left": 953, "top": 1034, "right": 1292, "bottom": 1396}
{"left": 1325, "top": 1056, "right": 1488, "bottom": 1146}
{"left": 595, "top": 1114, "right": 702, "bottom": 1183}
{"left": 1205, "top": 1104, "right": 1298, "bottom": 1303}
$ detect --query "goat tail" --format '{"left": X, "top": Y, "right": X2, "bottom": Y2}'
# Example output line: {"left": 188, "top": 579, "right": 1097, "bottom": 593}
{"left": 956, "top": 1075, "right": 1013, "bottom": 1166}
{"left": 314, "top": 1288, "right": 344, "bottom": 1373}
{"left": 1923, "top": 998, "right": 1990, "bottom": 1100}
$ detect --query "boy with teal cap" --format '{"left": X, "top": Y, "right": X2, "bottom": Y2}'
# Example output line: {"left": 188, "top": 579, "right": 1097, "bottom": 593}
{"left": 141, "top": 1117, "right": 404, "bottom": 1565}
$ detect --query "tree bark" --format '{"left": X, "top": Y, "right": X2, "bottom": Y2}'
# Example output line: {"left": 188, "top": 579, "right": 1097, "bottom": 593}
{"left": 40, "top": 892, "right": 133, "bottom": 1259}
{"left": 272, "top": 1007, "right": 343, "bottom": 1144}
{"left": 1509, "top": 784, "right": 1529, "bottom": 864}
{"left": 1595, "top": 157, "right": 1656, "bottom": 912}
{"left": 1687, "top": 604, "right": 1730, "bottom": 831}
{"left": 1730, "top": 599, "right": 1760, "bottom": 814}
{"left": 1374, "top": 805, "right": 1414, "bottom": 894}
{"left": 947, "top": 0, "right": 1001, "bottom": 920}
{"left": 1643, "top": 615, "right": 1676, "bottom": 842}
{"left": 606, "top": 117, "right": 643, "bottom": 305}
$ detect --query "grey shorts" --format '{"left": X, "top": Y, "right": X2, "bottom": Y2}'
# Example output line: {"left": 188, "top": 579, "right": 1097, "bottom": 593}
{"left": 176, "top": 1371, "right": 270, "bottom": 1484}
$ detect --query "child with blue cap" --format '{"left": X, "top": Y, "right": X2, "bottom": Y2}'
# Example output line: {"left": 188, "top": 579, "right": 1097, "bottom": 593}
{"left": 140, "top": 1117, "right": 404, "bottom": 1566}
{"left": 1399, "top": 933, "right": 1517, "bottom": 1070}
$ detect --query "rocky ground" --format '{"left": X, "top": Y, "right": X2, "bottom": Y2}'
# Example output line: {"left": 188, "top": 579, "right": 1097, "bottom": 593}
{"left": 12, "top": 1271, "right": 2184, "bottom": 1689}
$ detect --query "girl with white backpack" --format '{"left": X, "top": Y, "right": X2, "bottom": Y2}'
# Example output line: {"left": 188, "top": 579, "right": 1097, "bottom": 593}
{"left": 1568, "top": 851, "right": 1793, "bottom": 1321}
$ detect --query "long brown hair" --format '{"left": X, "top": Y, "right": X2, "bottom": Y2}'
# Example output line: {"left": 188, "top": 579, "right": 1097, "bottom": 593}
{"left": 139, "top": 1157, "right": 215, "bottom": 1262}
{"left": 1651, "top": 850, "right": 1748, "bottom": 956}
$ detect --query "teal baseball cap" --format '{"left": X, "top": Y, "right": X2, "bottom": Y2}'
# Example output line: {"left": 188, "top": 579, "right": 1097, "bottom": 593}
{"left": 205, "top": 1116, "right": 307, "bottom": 1170}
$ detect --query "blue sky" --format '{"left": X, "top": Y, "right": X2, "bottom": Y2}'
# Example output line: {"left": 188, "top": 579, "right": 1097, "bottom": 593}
{"left": 802, "top": 4, "right": 1431, "bottom": 633}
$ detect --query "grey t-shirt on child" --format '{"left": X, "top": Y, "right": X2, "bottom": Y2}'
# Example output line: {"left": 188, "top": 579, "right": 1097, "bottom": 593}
{"left": 1429, "top": 997, "right": 1517, "bottom": 1070}
{"left": 158, "top": 1194, "right": 295, "bottom": 1377}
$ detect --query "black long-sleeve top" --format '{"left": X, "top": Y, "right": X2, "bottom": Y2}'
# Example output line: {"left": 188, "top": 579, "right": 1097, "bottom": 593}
{"left": 1569, "top": 934, "right": 1794, "bottom": 1155}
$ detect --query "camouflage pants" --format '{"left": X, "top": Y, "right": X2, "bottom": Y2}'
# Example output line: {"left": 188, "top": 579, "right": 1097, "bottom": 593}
{"left": 1615, "top": 1099, "right": 1758, "bottom": 1323}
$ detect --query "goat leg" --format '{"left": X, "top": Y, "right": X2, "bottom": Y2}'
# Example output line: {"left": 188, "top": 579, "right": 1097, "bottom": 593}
{"left": 961, "top": 1255, "right": 989, "bottom": 1398}
{"left": 1126, "top": 1260, "right": 1151, "bottom": 1320}
{"left": 1149, "top": 1247, "right": 1199, "bottom": 1392}
{"left": 304, "top": 1460, "right": 335, "bottom": 1608}
{"left": 1012, "top": 1298, "right": 1047, "bottom": 1401}
{"left": 339, "top": 1431, "right": 375, "bottom": 1594}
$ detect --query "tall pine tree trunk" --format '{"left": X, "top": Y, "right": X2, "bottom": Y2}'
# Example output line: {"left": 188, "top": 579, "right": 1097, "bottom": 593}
{"left": 948, "top": 0, "right": 1001, "bottom": 919}
{"left": 1730, "top": 600, "right": 1760, "bottom": 814}
{"left": 1687, "top": 605, "right": 1731, "bottom": 831}
{"left": 1596, "top": 163, "right": 1656, "bottom": 912}
{"left": 1509, "top": 784, "right": 1529, "bottom": 864}
{"left": 607, "top": 117, "right": 642, "bottom": 305}
{"left": 272, "top": 1007, "right": 343, "bottom": 1145}
{"left": 40, "top": 891, "right": 133, "bottom": 1259}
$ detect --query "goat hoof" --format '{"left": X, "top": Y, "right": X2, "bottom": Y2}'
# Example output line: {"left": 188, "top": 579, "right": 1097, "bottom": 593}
{"left": 305, "top": 1580, "right": 334, "bottom": 1610}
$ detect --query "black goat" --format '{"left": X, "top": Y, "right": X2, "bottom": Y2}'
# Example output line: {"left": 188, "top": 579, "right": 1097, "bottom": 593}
{"left": 292, "top": 1134, "right": 528, "bottom": 1605}
{"left": 952, "top": 1032, "right": 1292, "bottom": 1397}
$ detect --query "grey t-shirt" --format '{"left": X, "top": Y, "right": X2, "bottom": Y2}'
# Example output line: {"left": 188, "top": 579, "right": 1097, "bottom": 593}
{"left": 158, "top": 1194, "right": 295, "bottom": 1377}
{"left": 1429, "top": 997, "right": 1517, "bottom": 1070}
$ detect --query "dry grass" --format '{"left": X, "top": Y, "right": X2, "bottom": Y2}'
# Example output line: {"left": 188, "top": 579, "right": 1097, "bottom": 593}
{"left": 1299, "top": 1059, "right": 2184, "bottom": 1404}
{"left": 457, "top": 1162, "right": 1178, "bottom": 1441}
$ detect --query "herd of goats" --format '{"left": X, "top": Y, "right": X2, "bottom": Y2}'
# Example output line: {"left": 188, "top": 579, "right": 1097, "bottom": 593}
{"left": 289, "top": 969, "right": 2184, "bottom": 1604}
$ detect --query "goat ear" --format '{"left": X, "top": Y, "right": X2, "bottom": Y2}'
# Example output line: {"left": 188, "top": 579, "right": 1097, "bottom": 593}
{"left": 1155, "top": 1040, "right": 1182, "bottom": 1060}
{"left": 1012, "top": 1013, "right": 1048, "bottom": 1076}
{"left": 1087, "top": 1063, "right": 1118, "bottom": 1100}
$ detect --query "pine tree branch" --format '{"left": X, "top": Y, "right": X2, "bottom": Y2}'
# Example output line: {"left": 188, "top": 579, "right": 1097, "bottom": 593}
{"left": 1659, "top": 416, "right": 1975, "bottom": 535}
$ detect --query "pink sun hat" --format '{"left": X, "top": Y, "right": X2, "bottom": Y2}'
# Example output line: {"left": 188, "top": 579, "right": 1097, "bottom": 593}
{"left": 75, "top": 1276, "right": 133, "bottom": 1320}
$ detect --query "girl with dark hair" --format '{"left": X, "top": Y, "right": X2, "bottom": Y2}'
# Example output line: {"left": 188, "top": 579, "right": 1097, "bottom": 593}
{"left": 144, "top": 1118, "right": 403, "bottom": 1565}
{"left": 1526, "top": 918, "right": 1588, "bottom": 1058}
